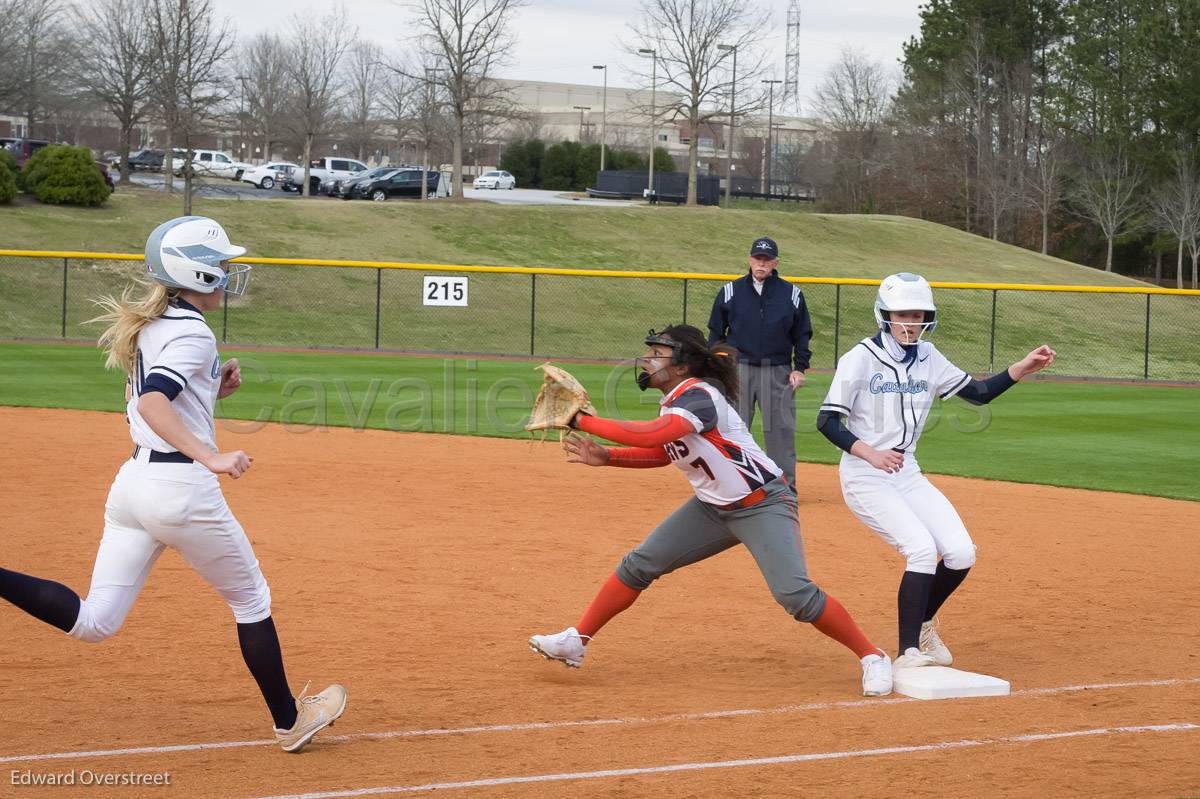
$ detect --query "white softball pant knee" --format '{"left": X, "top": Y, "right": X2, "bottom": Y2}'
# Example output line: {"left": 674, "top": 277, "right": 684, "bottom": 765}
{"left": 839, "top": 460, "right": 976, "bottom": 575}
{"left": 69, "top": 459, "right": 272, "bottom": 644}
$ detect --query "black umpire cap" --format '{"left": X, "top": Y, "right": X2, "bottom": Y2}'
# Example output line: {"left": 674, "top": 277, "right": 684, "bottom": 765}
{"left": 749, "top": 237, "right": 779, "bottom": 259}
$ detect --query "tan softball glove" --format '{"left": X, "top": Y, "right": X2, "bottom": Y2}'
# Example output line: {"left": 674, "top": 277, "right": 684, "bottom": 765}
{"left": 525, "top": 362, "right": 597, "bottom": 435}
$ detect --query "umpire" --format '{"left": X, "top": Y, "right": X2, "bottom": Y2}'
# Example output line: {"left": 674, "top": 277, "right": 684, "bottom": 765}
{"left": 707, "top": 236, "right": 812, "bottom": 489}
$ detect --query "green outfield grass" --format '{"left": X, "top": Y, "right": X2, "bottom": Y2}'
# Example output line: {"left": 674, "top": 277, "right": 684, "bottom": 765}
{"left": 2, "top": 193, "right": 1196, "bottom": 379}
{"left": 1, "top": 342, "right": 1194, "bottom": 501}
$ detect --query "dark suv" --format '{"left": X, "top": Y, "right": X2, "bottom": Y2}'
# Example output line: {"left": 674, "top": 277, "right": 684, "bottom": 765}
{"left": 2, "top": 138, "right": 51, "bottom": 168}
{"left": 118, "top": 149, "right": 165, "bottom": 171}
{"left": 348, "top": 168, "right": 440, "bottom": 201}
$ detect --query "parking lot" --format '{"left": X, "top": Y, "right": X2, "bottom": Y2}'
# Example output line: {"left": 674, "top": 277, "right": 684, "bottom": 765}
{"left": 124, "top": 172, "right": 637, "bottom": 206}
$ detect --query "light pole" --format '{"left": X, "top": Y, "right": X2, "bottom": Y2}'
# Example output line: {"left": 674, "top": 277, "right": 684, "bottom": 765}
{"left": 573, "top": 105, "right": 591, "bottom": 143}
{"left": 592, "top": 64, "right": 607, "bottom": 171}
{"left": 236, "top": 74, "right": 247, "bottom": 162}
{"left": 717, "top": 44, "right": 737, "bottom": 208}
{"left": 762, "top": 78, "right": 781, "bottom": 195}
{"left": 638, "top": 48, "right": 657, "bottom": 199}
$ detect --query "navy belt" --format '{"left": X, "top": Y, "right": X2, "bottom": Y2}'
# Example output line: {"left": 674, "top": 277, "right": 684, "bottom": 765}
{"left": 132, "top": 445, "right": 193, "bottom": 464}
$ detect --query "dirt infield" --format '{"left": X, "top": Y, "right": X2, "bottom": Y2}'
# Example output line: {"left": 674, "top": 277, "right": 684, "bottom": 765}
{"left": 1, "top": 406, "right": 1197, "bottom": 799}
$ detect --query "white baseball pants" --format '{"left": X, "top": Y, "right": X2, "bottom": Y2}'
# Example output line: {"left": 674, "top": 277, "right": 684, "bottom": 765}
{"left": 838, "top": 455, "right": 976, "bottom": 574}
{"left": 68, "top": 450, "right": 272, "bottom": 643}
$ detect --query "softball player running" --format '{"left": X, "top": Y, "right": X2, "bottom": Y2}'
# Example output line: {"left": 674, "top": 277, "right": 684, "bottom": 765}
{"left": 529, "top": 324, "right": 894, "bottom": 697}
{"left": 0, "top": 216, "right": 346, "bottom": 752}
{"left": 817, "top": 273, "right": 1055, "bottom": 669}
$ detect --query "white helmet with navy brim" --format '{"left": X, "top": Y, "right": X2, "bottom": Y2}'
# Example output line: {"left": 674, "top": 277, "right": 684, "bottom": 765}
{"left": 144, "top": 216, "right": 251, "bottom": 295}
{"left": 874, "top": 272, "right": 937, "bottom": 337}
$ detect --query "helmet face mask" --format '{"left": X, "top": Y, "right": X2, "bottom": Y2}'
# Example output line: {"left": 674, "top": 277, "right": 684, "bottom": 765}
{"left": 874, "top": 272, "right": 938, "bottom": 344}
{"left": 145, "top": 216, "right": 251, "bottom": 295}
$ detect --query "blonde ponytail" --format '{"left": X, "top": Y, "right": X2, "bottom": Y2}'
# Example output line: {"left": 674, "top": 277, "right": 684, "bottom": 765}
{"left": 90, "top": 280, "right": 177, "bottom": 373}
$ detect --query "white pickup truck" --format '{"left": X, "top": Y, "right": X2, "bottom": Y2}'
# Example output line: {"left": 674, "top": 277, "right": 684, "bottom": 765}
{"left": 169, "top": 149, "right": 253, "bottom": 180}
{"left": 284, "top": 157, "right": 369, "bottom": 195}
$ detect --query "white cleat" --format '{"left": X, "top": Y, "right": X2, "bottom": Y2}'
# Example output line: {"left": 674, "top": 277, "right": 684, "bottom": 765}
{"left": 529, "top": 626, "right": 589, "bottom": 668}
{"left": 861, "top": 650, "right": 893, "bottom": 696}
{"left": 919, "top": 617, "right": 953, "bottom": 666}
{"left": 894, "top": 646, "right": 937, "bottom": 670}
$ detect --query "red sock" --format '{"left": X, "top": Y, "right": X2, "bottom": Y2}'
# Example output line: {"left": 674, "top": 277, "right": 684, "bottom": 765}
{"left": 810, "top": 595, "right": 878, "bottom": 659}
{"left": 575, "top": 573, "right": 642, "bottom": 641}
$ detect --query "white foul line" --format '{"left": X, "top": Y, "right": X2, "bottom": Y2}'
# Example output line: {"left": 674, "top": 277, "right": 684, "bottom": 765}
{"left": 1, "top": 676, "right": 1197, "bottom": 765}
{"left": 250, "top": 722, "right": 1200, "bottom": 799}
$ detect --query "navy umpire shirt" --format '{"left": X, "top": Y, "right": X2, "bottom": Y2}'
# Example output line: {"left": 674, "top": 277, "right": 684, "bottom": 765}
{"left": 707, "top": 269, "right": 813, "bottom": 371}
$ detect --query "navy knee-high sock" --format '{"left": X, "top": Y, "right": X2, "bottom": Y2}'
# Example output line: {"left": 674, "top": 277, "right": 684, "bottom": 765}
{"left": 0, "top": 567, "right": 81, "bottom": 633}
{"left": 898, "top": 570, "right": 935, "bottom": 653}
{"left": 924, "top": 561, "right": 971, "bottom": 622}
{"left": 237, "top": 617, "right": 298, "bottom": 731}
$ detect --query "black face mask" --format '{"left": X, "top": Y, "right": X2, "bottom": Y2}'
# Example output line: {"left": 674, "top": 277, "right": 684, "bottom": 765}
{"left": 635, "top": 357, "right": 670, "bottom": 392}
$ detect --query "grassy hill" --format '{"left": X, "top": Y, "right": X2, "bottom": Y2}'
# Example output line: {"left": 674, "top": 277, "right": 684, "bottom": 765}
{"left": 2, "top": 191, "right": 1196, "bottom": 381}
{"left": 0, "top": 189, "right": 1139, "bottom": 283}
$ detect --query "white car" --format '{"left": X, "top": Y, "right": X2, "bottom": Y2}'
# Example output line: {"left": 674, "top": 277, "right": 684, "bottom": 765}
{"left": 473, "top": 170, "right": 516, "bottom": 190}
{"left": 240, "top": 161, "right": 298, "bottom": 190}
{"left": 170, "top": 149, "right": 252, "bottom": 180}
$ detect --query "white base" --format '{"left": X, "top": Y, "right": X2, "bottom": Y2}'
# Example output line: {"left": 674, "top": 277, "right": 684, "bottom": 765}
{"left": 892, "top": 666, "right": 1010, "bottom": 700}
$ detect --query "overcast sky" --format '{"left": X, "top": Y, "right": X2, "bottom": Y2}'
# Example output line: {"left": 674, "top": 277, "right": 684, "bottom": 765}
{"left": 212, "top": 0, "right": 925, "bottom": 112}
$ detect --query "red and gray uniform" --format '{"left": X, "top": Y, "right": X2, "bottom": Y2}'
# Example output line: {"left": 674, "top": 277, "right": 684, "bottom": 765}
{"left": 576, "top": 378, "right": 826, "bottom": 621}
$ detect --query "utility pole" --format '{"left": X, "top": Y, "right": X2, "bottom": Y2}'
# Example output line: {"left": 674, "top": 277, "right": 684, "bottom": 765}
{"left": 573, "top": 105, "right": 591, "bottom": 143}
{"left": 717, "top": 44, "right": 737, "bottom": 208}
{"left": 593, "top": 65, "right": 607, "bottom": 171}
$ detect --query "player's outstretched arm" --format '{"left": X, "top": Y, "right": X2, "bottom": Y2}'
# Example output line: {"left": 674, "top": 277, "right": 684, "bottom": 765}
{"left": 137, "top": 392, "right": 252, "bottom": 478}
{"left": 575, "top": 413, "right": 694, "bottom": 448}
{"left": 564, "top": 432, "right": 670, "bottom": 468}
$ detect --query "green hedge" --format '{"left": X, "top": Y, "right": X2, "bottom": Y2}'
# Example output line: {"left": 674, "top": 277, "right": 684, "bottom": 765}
{"left": 21, "top": 144, "right": 110, "bottom": 206}
{"left": 0, "top": 148, "right": 16, "bottom": 203}
{"left": 502, "top": 139, "right": 676, "bottom": 191}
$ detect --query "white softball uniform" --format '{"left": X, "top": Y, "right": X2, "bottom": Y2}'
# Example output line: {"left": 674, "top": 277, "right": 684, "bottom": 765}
{"left": 660, "top": 377, "right": 783, "bottom": 505}
{"left": 69, "top": 300, "right": 271, "bottom": 643}
{"left": 821, "top": 336, "right": 976, "bottom": 574}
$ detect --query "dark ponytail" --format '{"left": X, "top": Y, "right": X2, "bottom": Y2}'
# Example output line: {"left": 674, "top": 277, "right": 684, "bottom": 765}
{"left": 656, "top": 324, "right": 740, "bottom": 404}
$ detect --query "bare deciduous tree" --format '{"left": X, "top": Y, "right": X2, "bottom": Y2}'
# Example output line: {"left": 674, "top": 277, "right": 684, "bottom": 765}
{"left": 149, "top": 0, "right": 234, "bottom": 211}
{"left": 1148, "top": 149, "right": 1200, "bottom": 289}
{"left": 1024, "top": 136, "right": 1067, "bottom": 255}
{"left": 73, "top": 0, "right": 154, "bottom": 184}
{"left": 12, "top": 0, "right": 73, "bottom": 135}
{"left": 239, "top": 33, "right": 290, "bottom": 163}
{"left": 345, "top": 40, "right": 383, "bottom": 162}
{"left": 286, "top": 7, "right": 355, "bottom": 196}
{"left": 410, "top": 0, "right": 524, "bottom": 200}
{"left": 814, "top": 46, "right": 890, "bottom": 212}
{"left": 379, "top": 66, "right": 417, "bottom": 164}
{"left": 625, "top": 0, "right": 769, "bottom": 205}
{"left": 0, "top": 0, "right": 24, "bottom": 109}
{"left": 1069, "top": 143, "right": 1144, "bottom": 272}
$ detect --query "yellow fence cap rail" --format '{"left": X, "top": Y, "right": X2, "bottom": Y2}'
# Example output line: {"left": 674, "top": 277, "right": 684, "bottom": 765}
{"left": 1, "top": 249, "right": 1198, "bottom": 297}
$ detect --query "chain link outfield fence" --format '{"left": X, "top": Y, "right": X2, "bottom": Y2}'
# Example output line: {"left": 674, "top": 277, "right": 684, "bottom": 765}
{"left": 1, "top": 251, "right": 1199, "bottom": 382}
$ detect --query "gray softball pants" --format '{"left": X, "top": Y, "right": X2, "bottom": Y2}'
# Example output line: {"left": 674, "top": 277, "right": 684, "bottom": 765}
{"left": 615, "top": 480, "right": 827, "bottom": 622}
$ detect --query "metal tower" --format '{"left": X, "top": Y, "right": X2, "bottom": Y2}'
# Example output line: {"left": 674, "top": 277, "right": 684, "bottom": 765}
{"left": 782, "top": 0, "right": 801, "bottom": 116}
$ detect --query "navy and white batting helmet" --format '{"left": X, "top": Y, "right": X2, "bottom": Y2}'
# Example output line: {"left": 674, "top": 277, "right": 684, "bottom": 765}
{"left": 144, "top": 216, "right": 251, "bottom": 295}
{"left": 874, "top": 272, "right": 938, "bottom": 334}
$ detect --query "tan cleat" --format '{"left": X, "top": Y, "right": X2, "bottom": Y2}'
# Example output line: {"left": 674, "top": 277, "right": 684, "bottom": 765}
{"left": 275, "top": 683, "right": 347, "bottom": 753}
